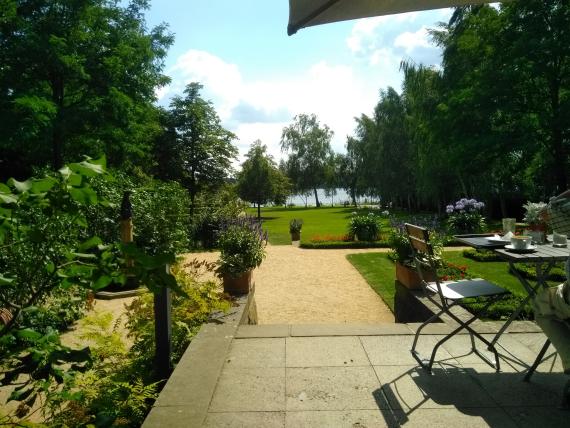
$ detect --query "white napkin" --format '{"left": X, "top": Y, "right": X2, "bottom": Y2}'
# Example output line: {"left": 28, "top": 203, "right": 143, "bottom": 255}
{"left": 502, "top": 231, "right": 513, "bottom": 241}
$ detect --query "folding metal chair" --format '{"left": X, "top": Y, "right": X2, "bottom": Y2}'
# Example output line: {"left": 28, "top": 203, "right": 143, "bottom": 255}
{"left": 405, "top": 223, "right": 510, "bottom": 373}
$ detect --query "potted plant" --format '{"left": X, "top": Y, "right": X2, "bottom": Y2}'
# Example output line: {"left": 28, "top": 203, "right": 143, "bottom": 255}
{"left": 348, "top": 212, "right": 380, "bottom": 241}
{"left": 388, "top": 228, "right": 438, "bottom": 289}
{"left": 523, "top": 201, "right": 548, "bottom": 243}
{"left": 289, "top": 218, "right": 303, "bottom": 242}
{"left": 216, "top": 223, "right": 266, "bottom": 295}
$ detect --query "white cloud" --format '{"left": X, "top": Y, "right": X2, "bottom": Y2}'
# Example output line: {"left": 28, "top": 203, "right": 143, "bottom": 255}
{"left": 394, "top": 26, "right": 431, "bottom": 53}
{"left": 162, "top": 50, "right": 378, "bottom": 162}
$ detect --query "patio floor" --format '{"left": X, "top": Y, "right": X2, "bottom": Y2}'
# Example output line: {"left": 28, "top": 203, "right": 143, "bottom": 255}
{"left": 144, "top": 323, "right": 568, "bottom": 427}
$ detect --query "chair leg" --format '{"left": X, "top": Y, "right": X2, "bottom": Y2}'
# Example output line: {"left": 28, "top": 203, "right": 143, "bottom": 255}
{"left": 523, "top": 339, "right": 551, "bottom": 382}
{"left": 411, "top": 307, "right": 448, "bottom": 372}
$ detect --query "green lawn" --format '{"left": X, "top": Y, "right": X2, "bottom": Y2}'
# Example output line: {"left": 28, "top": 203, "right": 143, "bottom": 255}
{"left": 246, "top": 206, "right": 394, "bottom": 245}
{"left": 347, "top": 252, "right": 397, "bottom": 312}
{"left": 347, "top": 250, "right": 555, "bottom": 318}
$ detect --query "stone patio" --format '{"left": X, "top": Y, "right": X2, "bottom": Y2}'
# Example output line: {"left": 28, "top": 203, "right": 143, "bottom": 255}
{"left": 143, "top": 323, "right": 568, "bottom": 427}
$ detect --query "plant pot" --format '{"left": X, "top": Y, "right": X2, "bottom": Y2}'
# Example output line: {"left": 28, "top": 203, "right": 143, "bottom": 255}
{"left": 356, "top": 231, "right": 376, "bottom": 241}
{"left": 223, "top": 270, "right": 252, "bottom": 295}
{"left": 395, "top": 262, "right": 435, "bottom": 289}
{"left": 290, "top": 231, "right": 301, "bottom": 241}
{"left": 525, "top": 229, "right": 545, "bottom": 244}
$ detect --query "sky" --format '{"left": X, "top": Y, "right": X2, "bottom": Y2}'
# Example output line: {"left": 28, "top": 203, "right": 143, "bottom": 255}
{"left": 145, "top": 1, "right": 453, "bottom": 163}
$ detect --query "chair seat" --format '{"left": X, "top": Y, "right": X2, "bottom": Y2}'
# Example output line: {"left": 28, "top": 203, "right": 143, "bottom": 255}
{"left": 426, "top": 278, "right": 508, "bottom": 300}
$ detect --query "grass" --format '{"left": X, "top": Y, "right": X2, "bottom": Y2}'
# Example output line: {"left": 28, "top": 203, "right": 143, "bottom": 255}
{"left": 346, "top": 252, "right": 397, "bottom": 312}
{"left": 347, "top": 250, "right": 558, "bottom": 318}
{"left": 246, "top": 206, "right": 394, "bottom": 245}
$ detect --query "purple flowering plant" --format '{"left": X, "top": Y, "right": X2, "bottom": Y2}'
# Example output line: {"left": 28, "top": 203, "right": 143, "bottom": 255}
{"left": 445, "top": 198, "right": 486, "bottom": 234}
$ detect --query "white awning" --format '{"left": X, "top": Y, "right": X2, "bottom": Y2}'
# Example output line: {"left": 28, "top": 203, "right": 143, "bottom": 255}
{"left": 287, "top": 0, "right": 499, "bottom": 35}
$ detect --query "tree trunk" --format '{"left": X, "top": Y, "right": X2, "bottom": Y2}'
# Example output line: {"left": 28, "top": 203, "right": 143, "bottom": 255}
{"left": 313, "top": 188, "right": 320, "bottom": 207}
{"left": 499, "top": 195, "right": 507, "bottom": 218}
{"left": 257, "top": 203, "right": 261, "bottom": 220}
{"left": 549, "top": 78, "right": 567, "bottom": 192}
{"left": 351, "top": 187, "right": 357, "bottom": 206}
{"left": 51, "top": 75, "right": 64, "bottom": 170}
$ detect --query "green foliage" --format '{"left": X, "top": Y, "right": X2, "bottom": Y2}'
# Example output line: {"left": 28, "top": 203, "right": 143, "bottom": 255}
{"left": 0, "top": 0, "right": 173, "bottom": 175}
{"left": 156, "top": 82, "right": 238, "bottom": 207}
{"left": 445, "top": 199, "right": 486, "bottom": 234}
{"left": 237, "top": 141, "right": 290, "bottom": 217}
{"left": 0, "top": 157, "right": 124, "bottom": 341}
{"left": 387, "top": 229, "right": 413, "bottom": 265}
{"left": 510, "top": 262, "right": 567, "bottom": 283}
{"left": 300, "top": 241, "right": 389, "bottom": 249}
{"left": 348, "top": 212, "right": 380, "bottom": 241}
{"left": 190, "top": 185, "right": 248, "bottom": 249}
{"left": 522, "top": 201, "right": 547, "bottom": 226}
{"left": 44, "top": 312, "right": 158, "bottom": 427}
{"left": 462, "top": 248, "right": 502, "bottom": 262}
{"left": 216, "top": 224, "right": 267, "bottom": 278}
{"left": 289, "top": 218, "right": 303, "bottom": 234}
{"left": 281, "top": 113, "right": 334, "bottom": 207}
{"left": 87, "top": 170, "right": 191, "bottom": 255}
{"left": 124, "top": 261, "right": 231, "bottom": 376}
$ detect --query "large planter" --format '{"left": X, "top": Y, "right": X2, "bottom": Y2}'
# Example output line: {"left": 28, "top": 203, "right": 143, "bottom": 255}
{"left": 355, "top": 231, "right": 377, "bottom": 241}
{"left": 223, "top": 270, "right": 252, "bottom": 295}
{"left": 290, "top": 231, "right": 301, "bottom": 241}
{"left": 395, "top": 262, "right": 436, "bottom": 289}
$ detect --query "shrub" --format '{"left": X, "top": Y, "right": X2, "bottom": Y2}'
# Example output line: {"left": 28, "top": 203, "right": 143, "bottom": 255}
{"left": 348, "top": 212, "right": 380, "bottom": 241}
{"left": 445, "top": 198, "right": 486, "bottom": 234}
{"left": 216, "top": 220, "right": 267, "bottom": 278}
{"left": 309, "top": 234, "right": 351, "bottom": 242}
{"left": 462, "top": 248, "right": 502, "bottom": 262}
{"left": 300, "top": 241, "right": 389, "bottom": 249}
{"left": 289, "top": 219, "right": 303, "bottom": 234}
{"left": 190, "top": 185, "right": 247, "bottom": 249}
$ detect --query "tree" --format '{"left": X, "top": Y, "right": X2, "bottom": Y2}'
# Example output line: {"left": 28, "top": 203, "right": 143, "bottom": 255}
{"left": 160, "top": 82, "right": 238, "bottom": 212}
{"left": 0, "top": 0, "right": 173, "bottom": 177}
{"left": 280, "top": 114, "right": 334, "bottom": 207}
{"left": 236, "top": 141, "right": 290, "bottom": 219}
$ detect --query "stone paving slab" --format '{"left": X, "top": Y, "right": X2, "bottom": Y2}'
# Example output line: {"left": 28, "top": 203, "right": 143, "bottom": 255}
{"left": 235, "top": 324, "right": 290, "bottom": 338}
{"left": 375, "top": 364, "right": 497, "bottom": 411}
{"left": 203, "top": 411, "right": 285, "bottom": 427}
{"left": 225, "top": 338, "right": 285, "bottom": 368}
{"left": 290, "top": 323, "right": 412, "bottom": 337}
{"left": 286, "top": 336, "right": 370, "bottom": 368}
{"left": 285, "top": 366, "right": 387, "bottom": 411}
{"left": 209, "top": 367, "right": 286, "bottom": 412}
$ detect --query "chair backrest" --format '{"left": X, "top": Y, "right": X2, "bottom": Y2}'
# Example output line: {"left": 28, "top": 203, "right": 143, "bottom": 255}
{"left": 404, "top": 223, "right": 444, "bottom": 300}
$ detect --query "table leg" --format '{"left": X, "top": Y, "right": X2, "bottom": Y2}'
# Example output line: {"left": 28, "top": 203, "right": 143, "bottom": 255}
{"left": 488, "top": 260, "right": 556, "bottom": 350}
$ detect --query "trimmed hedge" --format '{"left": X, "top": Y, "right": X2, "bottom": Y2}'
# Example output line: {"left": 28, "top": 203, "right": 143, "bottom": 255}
{"left": 300, "top": 240, "right": 390, "bottom": 249}
{"left": 510, "top": 263, "right": 567, "bottom": 282}
{"left": 462, "top": 248, "right": 502, "bottom": 262}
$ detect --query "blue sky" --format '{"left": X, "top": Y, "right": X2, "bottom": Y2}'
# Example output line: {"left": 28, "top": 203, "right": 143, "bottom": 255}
{"left": 146, "top": 1, "right": 453, "bottom": 161}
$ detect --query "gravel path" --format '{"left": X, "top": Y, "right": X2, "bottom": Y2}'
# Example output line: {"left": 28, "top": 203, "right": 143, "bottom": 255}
{"left": 183, "top": 245, "right": 393, "bottom": 324}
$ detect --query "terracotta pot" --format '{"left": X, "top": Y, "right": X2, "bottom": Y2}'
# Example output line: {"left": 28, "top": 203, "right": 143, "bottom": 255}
{"left": 290, "top": 231, "right": 301, "bottom": 241}
{"left": 395, "top": 262, "right": 436, "bottom": 289}
{"left": 223, "top": 270, "right": 252, "bottom": 295}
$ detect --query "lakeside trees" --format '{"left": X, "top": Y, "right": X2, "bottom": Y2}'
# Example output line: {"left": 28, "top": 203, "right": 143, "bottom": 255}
{"left": 281, "top": 114, "right": 334, "bottom": 207}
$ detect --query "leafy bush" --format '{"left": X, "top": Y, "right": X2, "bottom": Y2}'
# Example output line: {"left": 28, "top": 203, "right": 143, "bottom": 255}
{"left": 216, "top": 219, "right": 267, "bottom": 278}
{"left": 124, "top": 260, "right": 231, "bottom": 375}
{"left": 300, "top": 241, "right": 389, "bottom": 249}
{"left": 510, "top": 262, "right": 566, "bottom": 282}
{"left": 289, "top": 218, "right": 303, "bottom": 234}
{"left": 462, "top": 248, "right": 502, "bottom": 262}
{"left": 445, "top": 198, "right": 486, "bottom": 234}
{"left": 387, "top": 229, "right": 414, "bottom": 265}
{"left": 348, "top": 212, "right": 380, "bottom": 241}
{"left": 190, "top": 185, "right": 247, "bottom": 249}
{"left": 88, "top": 171, "right": 191, "bottom": 255}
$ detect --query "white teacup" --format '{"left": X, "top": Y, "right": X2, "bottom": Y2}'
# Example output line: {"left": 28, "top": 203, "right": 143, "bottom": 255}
{"left": 511, "top": 235, "right": 532, "bottom": 250}
{"left": 553, "top": 232, "right": 568, "bottom": 247}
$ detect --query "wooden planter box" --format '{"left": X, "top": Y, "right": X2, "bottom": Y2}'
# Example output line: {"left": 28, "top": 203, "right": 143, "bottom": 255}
{"left": 396, "top": 262, "right": 435, "bottom": 290}
{"left": 223, "top": 270, "right": 252, "bottom": 295}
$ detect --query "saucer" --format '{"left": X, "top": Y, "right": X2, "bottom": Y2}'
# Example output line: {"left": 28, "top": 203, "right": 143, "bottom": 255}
{"left": 505, "top": 244, "right": 537, "bottom": 253}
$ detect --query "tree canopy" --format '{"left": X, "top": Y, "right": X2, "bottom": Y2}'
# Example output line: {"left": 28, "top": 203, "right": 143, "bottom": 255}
{"left": 236, "top": 141, "right": 290, "bottom": 218}
{"left": 280, "top": 113, "right": 334, "bottom": 207}
{"left": 0, "top": 0, "right": 173, "bottom": 178}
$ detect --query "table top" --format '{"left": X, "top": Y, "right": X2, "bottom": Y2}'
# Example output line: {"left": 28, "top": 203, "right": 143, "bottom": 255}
{"left": 455, "top": 234, "right": 570, "bottom": 262}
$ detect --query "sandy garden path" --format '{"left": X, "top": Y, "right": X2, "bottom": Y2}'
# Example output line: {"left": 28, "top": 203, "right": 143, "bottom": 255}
{"left": 183, "top": 245, "right": 394, "bottom": 324}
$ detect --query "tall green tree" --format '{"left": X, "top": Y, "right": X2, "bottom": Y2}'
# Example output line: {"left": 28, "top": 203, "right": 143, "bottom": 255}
{"left": 159, "top": 82, "right": 237, "bottom": 212}
{"left": 236, "top": 141, "right": 290, "bottom": 218}
{"left": 0, "top": 0, "right": 173, "bottom": 177}
{"left": 280, "top": 113, "right": 334, "bottom": 207}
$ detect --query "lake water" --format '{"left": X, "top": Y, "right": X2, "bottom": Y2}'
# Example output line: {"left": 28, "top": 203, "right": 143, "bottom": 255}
{"left": 286, "top": 188, "right": 380, "bottom": 207}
